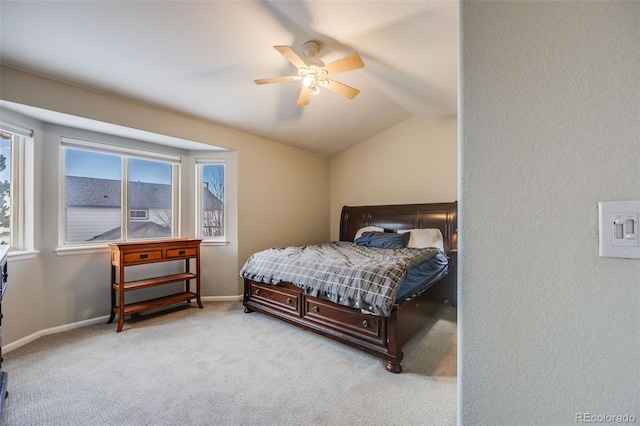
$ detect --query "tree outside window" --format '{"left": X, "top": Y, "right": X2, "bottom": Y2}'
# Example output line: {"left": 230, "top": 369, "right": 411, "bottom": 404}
{"left": 201, "top": 163, "right": 225, "bottom": 238}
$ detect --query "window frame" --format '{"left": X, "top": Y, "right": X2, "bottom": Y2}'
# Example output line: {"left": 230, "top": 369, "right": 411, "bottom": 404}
{"left": 0, "top": 121, "right": 35, "bottom": 258}
{"left": 59, "top": 137, "right": 181, "bottom": 247}
{"left": 196, "top": 158, "right": 226, "bottom": 242}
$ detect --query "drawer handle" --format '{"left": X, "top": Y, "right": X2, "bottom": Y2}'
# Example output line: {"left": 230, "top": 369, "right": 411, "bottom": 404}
{"left": 313, "top": 306, "right": 319, "bottom": 312}
{"left": 178, "top": 250, "right": 186, "bottom": 255}
{"left": 255, "top": 289, "right": 260, "bottom": 295}
{"left": 139, "top": 254, "right": 148, "bottom": 259}
{"left": 286, "top": 298, "right": 292, "bottom": 304}
{"left": 362, "top": 320, "right": 369, "bottom": 328}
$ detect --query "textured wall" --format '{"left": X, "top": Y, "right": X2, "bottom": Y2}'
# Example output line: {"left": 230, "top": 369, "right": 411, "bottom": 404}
{"left": 460, "top": 1, "right": 640, "bottom": 424}
{"left": 329, "top": 115, "right": 458, "bottom": 241}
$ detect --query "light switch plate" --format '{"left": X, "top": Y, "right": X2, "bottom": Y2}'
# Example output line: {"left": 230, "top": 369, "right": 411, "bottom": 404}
{"left": 599, "top": 201, "right": 640, "bottom": 259}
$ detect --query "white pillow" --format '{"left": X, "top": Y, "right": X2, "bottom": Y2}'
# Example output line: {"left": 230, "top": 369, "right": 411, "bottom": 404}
{"left": 354, "top": 226, "right": 384, "bottom": 241}
{"left": 397, "top": 228, "right": 444, "bottom": 251}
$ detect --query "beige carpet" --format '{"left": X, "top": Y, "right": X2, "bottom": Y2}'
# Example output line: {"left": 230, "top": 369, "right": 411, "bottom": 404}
{"left": 1, "top": 301, "right": 457, "bottom": 426}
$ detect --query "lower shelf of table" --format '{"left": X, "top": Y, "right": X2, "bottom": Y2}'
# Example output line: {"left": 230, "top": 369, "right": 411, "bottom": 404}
{"left": 113, "top": 291, "right": 199, "bottom": 317}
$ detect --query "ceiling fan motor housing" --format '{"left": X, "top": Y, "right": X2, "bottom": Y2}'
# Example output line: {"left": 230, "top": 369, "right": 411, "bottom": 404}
{"left": 302, "top": 40, "right": 321, "bottom": 58}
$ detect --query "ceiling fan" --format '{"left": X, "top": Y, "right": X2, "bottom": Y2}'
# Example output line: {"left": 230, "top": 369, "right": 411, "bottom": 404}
{"left": 254, "top": 41, "right": 365, "bottom": 107}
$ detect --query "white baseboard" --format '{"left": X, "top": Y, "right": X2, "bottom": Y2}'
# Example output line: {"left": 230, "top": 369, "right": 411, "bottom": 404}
{"left": 3, "top": 295, "right": 244, "bottom": 354}
{"left": 3, "top": 315, "right": 111, "bottom": 354}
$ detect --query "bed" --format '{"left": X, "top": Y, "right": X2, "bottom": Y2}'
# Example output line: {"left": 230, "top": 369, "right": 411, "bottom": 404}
{"left": 242, "top": 202, "right": 457, "bottom": 373}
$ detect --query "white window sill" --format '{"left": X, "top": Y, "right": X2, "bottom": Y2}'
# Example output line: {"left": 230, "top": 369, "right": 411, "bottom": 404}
{"left": 55, "top": 239, "right": 228, "bottom": 256}
{"left": 201, "top": 240, "right": 229, "bottom": 247}
{"left": 7, "top": 250, "right": 39, "bottom": 261}
{"left": 55, "top": 244, "right": 110, "bottom": 256}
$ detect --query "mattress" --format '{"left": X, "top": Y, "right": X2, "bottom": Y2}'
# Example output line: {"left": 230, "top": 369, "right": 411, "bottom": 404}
{"left": 395, "top": 252, "right": 449, "bottom": 301}
{"left": 240, "top": 241, "right": 441, "bottom": 316}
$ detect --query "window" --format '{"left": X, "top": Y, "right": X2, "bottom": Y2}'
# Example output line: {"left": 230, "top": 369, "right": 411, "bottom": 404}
{"left": 0, "top": 133, "right": 12, "bottom": 246}
{"left": 0, "top": 121, "right": 34, "bottom": 252}
{"left": 61, "top": 137, "right": 180, "bottom": 245}
{"left": 129, "top": 210, "right": 148, "bottom": 220}
{"left": 196, "top": 159, "right": 225, "bottom": 240}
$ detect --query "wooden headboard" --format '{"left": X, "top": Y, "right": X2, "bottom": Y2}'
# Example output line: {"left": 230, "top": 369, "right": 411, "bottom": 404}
{"left": 339, "top": 202, "right": 458, "bottom": 253}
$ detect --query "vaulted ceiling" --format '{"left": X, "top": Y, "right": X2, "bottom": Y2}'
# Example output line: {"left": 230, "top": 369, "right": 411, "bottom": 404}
{"left": 0, "top": 1, "right": 458, "bottom": 157}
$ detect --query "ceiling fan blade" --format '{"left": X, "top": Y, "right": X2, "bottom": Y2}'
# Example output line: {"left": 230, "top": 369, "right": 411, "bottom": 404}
{"left": 324, "top": 79, "right": 360, "bottom": 99}
{"left": 254, "top": 76, "right": 302, "bottom": 85}
{"left": 274, "top": 45, "right": 308, "bottom": 70}
{"left": 296, "top": 87, "right": 311, "bottom": 107}
{"left": 322, "top": 53, "right": 365, "bottom": 75}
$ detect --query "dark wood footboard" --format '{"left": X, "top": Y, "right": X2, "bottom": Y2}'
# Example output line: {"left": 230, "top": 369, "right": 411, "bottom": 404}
{"left": 244, "top": 272, "right": 452, "bottom": 373}
{"left": 244, "top": 278, "right": 405, "bottom": 371}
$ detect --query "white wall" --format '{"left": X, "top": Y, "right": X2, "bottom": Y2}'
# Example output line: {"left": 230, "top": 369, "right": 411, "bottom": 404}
{"left": 0, "top": 67, "right": 330, "bottom": 345}
{"left": 460, "top": 1, "right": 639, "bottom": 424}
{"left": 330, "top": 115, "right": 457, "bottom": 240}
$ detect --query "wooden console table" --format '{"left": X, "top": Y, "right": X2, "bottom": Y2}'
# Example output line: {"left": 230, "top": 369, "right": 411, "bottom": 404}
{"left": 108, "top": 238, "right": 203, "bottom": 332}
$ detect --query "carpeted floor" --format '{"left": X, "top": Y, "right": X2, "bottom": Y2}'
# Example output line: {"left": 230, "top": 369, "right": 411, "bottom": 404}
{"left": 1, "top": 301, "right": 457, "bottom": 426}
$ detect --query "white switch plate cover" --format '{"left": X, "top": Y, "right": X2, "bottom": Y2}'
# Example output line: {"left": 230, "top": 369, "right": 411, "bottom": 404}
{"left": 598, "top": 201, "right": 640, "bottom": 259}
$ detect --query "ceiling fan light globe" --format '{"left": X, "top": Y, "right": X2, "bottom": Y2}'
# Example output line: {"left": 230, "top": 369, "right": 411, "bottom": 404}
{"left": 303, "top": 74, "right": 318, "bottom": 88}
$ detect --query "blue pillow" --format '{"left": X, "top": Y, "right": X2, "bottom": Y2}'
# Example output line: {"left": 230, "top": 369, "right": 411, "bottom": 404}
{"left": 354, "top": 231, "right": 410, "bottom": 249}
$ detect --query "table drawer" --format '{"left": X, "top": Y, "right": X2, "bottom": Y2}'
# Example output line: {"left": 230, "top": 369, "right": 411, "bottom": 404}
{"left": 303, "top": 296, "right": 386, "bottom": 345}
{"left": 249, "top": 282, "right": 300, "bottom": 316}
{"left": 123, "top": 250, "right": 163, "bottom": 264}
{"left": 166, "top": 247, "right": 197, "bottom": 258}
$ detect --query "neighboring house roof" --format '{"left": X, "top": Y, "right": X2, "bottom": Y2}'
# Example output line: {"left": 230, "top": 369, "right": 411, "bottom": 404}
{"left": 66, "top": 176, "right": 122, "bottom": 207}
{"left": 88, "top": 221, "right": 171, "bottom": 241}
{"left": 66, "top": 176, "right": 171, "bottom": 209}
{"left": 66, "top": 176, "right": 223, "bottom": 209}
